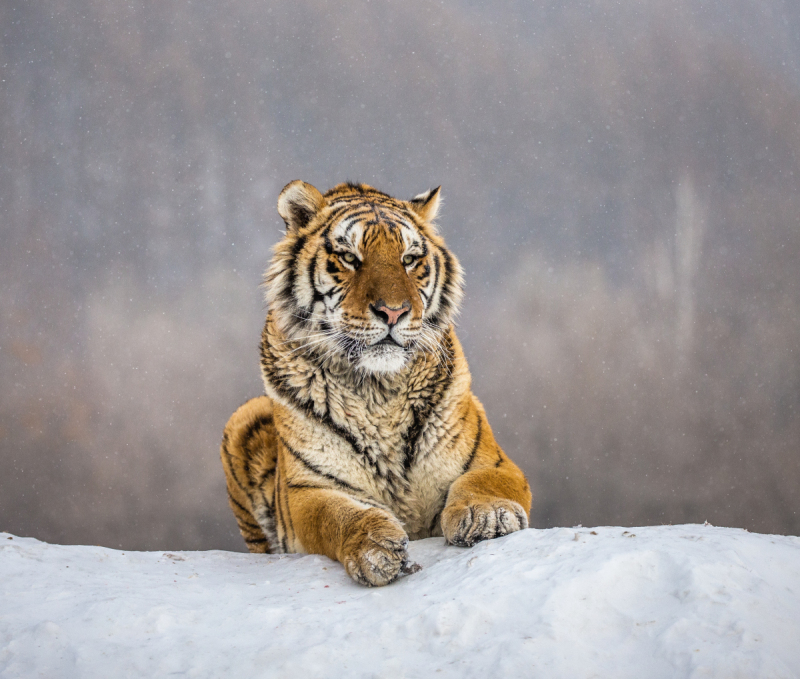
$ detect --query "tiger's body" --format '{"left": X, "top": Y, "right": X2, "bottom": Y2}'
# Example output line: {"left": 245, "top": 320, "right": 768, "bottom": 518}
{"left": 221, "top": 181, "right": 531, "bottom": 586}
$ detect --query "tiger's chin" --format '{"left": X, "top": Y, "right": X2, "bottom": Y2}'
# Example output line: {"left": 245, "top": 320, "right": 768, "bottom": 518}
{"left": 355, "top": 344, "right": 411, "bottom": 374}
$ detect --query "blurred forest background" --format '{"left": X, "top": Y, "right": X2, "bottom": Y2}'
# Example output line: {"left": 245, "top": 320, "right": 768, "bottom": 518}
{"left": 1, "top": 0, "right": 799, "bottom": 551}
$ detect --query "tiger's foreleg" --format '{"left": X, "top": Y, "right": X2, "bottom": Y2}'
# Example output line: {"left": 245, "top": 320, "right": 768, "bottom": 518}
{"left": 441, "top": 465, "right": 532, "bottom": 547}
{"left": 441, "top": 405, "right": 532, "bottom": 547}
{"left": 284, "top": 486, "right": 411, "bottom": 586}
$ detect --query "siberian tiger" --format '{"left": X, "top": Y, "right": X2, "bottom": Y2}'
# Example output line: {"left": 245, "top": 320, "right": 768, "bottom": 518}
{"left": 221, "top": 180, "right": 531, "bottom": 586}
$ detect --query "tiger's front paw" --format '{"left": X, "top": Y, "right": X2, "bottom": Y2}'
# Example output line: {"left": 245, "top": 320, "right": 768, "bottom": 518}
{"left": 341, "top": 509, "right": 413, "bottom": 587}
{"left": 442, "top": 498, "right": 528, "bottom": 547}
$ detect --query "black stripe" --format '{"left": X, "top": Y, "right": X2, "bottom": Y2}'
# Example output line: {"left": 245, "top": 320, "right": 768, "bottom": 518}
{"left": 226, "top": 490, "right": 250, "bottom": 516}
{"left": 261, "top": 337, "right": 367, "bottom": 459}
{"left": 401, "top": 332, "right": 456, "bottom": 472}
{"left": 322, "top": 222, "right": 335, "bottom": 255}
{"left": 379, "top": 209, "right": 406, "bottom": 232}
{"left": 221, "top": 433, "right": 251, "bottom": 496}
{"left": 363, "top": 222, "right": 381, "bottom": 249}
{"left": 323, "top": 204, "right": 352, "bottom": 224}
{"left": 279, "top": 436, "right": 364, "bottom": 494}
{"left": 284, "top": 482, "right": 384, "bottom": 509}
{"left": 462, "top": 415, "right": 483, "bottom": 473}
{"left": 226, "top": 490, "right": 259, "bottom": 527}
{"left": 494, "top": 448, "right": 503, "bottom": 468}
{"left": 241, "top": 413, "right": 273, "bottom": 449}
{"left": 245, "top": 537, "right": 268, "bottom": 545}
{"left": 281, "top": 234, "right": 308, "bottom": 302}
{"left": 329, "top": 293, "right": 344, "bottom": 311}
{"left": 427, "top": 253, "right": 441, "bottom": 322}
{"left": 308, "top": 254, "right": 325, "bottom": 308}
{"left": 341, "top": 206, "right": 373, "bottom": 223}
{"left": 286, "top": 481, "right": 385, "bottom": 510}
{"left": 239, "top": 414, "right": 274, "bottom": 484}
{"left": 418, "top": 263, "right": 431, "bottom": 283}
{"left": 431, "top": 247, "right": 460, "bottom": 329}
{"left": 256, "top": 466, "right": 276, "bottom": 485}
{"left": 273, "top": 462, "right": 288, "bottom": 553}
{"left": 280, "top": 463, "right": 296, "bottom": 548}
{"left": 258, "top": 485, "right": 275, "bottom": 520}
{"left": 352, "top": 497, "right": 385, "bottom": 509}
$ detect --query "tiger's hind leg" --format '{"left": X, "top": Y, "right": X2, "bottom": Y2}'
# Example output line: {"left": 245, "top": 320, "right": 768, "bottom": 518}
{"left": 220, "top": 396, "right": 280, "bottom": 553}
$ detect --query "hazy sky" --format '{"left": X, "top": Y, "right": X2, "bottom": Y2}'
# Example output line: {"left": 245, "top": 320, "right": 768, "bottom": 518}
{"left": 1, "top": 0, "right": 799, "bottom": 549}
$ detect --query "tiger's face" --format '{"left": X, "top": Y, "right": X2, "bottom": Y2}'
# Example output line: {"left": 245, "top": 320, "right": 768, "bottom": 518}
{"left": 265, "top": 181, "right": 464, "bottom": 374}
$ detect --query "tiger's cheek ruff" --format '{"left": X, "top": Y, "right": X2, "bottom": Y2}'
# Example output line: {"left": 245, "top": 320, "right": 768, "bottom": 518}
{"left": 420, "top": 246, "right": 464, "bottom": 332}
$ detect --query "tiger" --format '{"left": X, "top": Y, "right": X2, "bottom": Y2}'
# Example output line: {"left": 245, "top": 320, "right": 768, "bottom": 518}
{"left": 220, "top": 180, "right": 532, "bottom": 586}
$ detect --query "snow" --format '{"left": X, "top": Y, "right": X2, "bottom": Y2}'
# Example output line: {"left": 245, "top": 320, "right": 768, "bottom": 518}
{"left": 1, "top": 525, "right": 799, "bottom": 678}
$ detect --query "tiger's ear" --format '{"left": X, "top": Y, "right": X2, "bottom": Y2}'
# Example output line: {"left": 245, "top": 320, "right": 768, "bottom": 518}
{"left": 408, "top": 186, "right": 441, "bottom": 223}
{"left": 277, "top": 180, "right": 325, "bottom": 232}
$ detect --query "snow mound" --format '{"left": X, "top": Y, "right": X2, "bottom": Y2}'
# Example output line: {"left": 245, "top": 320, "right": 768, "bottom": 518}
{"left": 1, "top": 525, "right": 799, "bottom": 678}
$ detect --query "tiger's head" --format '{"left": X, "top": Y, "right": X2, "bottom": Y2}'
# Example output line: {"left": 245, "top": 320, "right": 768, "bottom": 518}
{"left": 265, "top": 181, "right": 464, "bottom": 374}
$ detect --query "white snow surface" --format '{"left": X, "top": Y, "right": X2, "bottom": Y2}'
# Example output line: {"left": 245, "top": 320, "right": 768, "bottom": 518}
{"left": 1, "top": 525, "right": 799, "bottom": 678}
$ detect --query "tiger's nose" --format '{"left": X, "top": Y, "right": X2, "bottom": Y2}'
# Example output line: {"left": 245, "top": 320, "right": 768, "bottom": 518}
{"left": 371, "top": 300, "right": 411, "bottom": 327}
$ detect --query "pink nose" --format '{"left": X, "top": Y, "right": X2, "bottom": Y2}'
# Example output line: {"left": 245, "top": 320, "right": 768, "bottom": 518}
{"left": 372, "top": 301, "right": 411, "bottom": 327}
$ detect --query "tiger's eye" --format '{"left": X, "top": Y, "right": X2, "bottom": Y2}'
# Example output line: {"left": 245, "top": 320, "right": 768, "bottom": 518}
{"left": 402, "top": 254, "right": 415, "bottom": 265}
{"left": 342, "top": 252, "right": 356, "bottom": 263}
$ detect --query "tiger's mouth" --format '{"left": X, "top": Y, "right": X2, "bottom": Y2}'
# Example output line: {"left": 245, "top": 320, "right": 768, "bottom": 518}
{"left": 324, "top": 320, "right": 421, "bottom": 373}
{"left": 353, "top": 331, "right": 414, "bottom": 373}
{"left": 374, "top": 335, "right": 404, "bottom": 348}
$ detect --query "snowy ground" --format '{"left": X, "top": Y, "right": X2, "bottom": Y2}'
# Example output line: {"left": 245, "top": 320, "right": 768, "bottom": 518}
{"left": 1, "top": 525, "right": 799, "bottom": 679}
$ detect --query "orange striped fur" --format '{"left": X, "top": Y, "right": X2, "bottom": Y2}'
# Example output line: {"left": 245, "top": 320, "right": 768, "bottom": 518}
{"left": 221, "top": 181, "right": 531, "bottom": 586}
